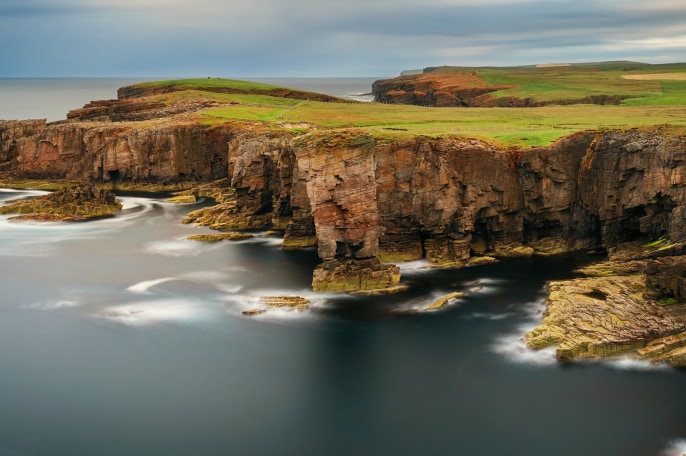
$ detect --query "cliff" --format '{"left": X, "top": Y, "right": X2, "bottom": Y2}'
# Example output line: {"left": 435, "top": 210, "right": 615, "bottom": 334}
{"left": 0, "top": 119, "right": 231, "bottom": 183}
{"left": 3, "top": 87, "right": 686, "bottom": 363}
{"left": 372, "top": 70, "right": 625, "bottom": 107}
{"left": 372, "top": 71, "right": 518, "bottom": 107}
{"left": 3, "top": 118, "right": 686, "bottom": 282}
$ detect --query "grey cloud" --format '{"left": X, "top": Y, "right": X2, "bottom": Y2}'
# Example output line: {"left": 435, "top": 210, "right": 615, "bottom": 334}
{"left": 1, "top": 0, "right": 686, "bottom": 76}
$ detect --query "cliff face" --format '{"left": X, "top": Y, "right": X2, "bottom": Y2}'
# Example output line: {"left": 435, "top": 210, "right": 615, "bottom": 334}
{"left": 372, "top": 72, "right": 515, "bottom": 107}
{"left": 372, "top": 72, "right": 624, "bottom": 107}
{"left": 2, "top": 118, "right": 686, "bottom": 291}
{"left": 0, "top": 120, "right": 231, "bottom": 183}
{"left": 221, "top": 126, "right": 686, "bottom": 290}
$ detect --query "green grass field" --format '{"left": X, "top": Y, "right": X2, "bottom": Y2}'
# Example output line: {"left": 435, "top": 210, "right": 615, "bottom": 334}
{"left": 138, "top": 62, "right": 686, "bottom": 147}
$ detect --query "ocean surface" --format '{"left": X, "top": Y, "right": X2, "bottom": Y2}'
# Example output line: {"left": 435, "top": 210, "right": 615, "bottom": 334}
{"left": 0, "top": 79, "right": 685, "bottom": 456}
{"left": 0, "top": 77, "right": 378, "bottom": 122}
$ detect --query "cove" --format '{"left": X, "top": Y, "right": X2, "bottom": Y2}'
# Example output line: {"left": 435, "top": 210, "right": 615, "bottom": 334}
{"left": 0, "top": 189, "right": 684, "bottom": 456}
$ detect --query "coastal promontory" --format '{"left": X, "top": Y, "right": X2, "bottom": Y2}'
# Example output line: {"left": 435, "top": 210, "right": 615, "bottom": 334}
{"left": 2, "top": 68, "right": 686, "bottom": 364}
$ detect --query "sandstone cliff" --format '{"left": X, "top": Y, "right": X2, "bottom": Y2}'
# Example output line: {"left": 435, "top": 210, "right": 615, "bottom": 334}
{"left": 4, "top": 93, "right": 686, "bottom": 363}
{"left": 3, "top": 117, "right": 686, "bottom": 292}
{"left": 372, "top": 71, "right": 625, "bottom": 107}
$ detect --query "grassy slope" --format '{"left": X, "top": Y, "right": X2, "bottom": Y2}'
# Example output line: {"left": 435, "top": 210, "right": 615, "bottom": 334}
{"left": 141, "top": 64, "right": 686, "bottom": 147}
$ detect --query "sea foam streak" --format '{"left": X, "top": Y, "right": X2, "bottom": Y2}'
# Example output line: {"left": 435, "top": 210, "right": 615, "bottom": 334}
{"left": 603, "top": 357, "right": 670, "bottom": 372}
{"left": 144, "top": 239, "right": 223, "bottom": 257}
{"left": 126, "top": 277, "right": 177, "bottom": 294}
{"left": 490, "top": 293, "right": 558, "bottom": 366}
{"left": 26, "top": 299, "right": 82, "bottom": 310}
{"left": 491, "top": 320, "right": 558, "bottom": 366}
{"left": 663, "top": 439, "right": 686, "bottom": 456}
{"left": 98, "top": 299, "right": 217, "bottom": 326}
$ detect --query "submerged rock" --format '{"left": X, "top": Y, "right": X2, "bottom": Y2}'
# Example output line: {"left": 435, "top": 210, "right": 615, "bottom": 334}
{"left": 423, "top": 291, "right": 465, "bottom": 311}
{"left": 241, "top": 296, "right": 310, "bottom": 317}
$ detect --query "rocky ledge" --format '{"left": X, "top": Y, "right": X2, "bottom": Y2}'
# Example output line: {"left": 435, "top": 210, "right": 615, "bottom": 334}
{"left": 526, "top": 244, "right": 686, "bottom": 366}
{"left": 0, "top": 182, "right": 121, "bottom": 221}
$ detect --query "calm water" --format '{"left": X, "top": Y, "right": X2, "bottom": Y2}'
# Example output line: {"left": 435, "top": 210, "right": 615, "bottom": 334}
{"left": 0, "top": 80, "right": 684, "bottom": 455}
{"left": 0, "top": 77, "right": 378, "bottom": 122}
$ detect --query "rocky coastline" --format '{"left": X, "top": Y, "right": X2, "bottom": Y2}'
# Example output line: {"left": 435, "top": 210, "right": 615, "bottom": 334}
{"left": 2, "top": 83, "right": 686, "bottom": 365}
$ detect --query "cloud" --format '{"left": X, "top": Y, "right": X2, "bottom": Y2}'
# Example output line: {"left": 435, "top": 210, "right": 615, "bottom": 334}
{"left": 1, "top": 0, "right": 686, "bottom": 76}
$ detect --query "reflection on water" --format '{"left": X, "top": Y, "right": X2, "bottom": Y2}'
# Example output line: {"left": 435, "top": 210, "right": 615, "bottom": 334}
{"left": 0, "top": 189, "right": 684, "bottom": 456}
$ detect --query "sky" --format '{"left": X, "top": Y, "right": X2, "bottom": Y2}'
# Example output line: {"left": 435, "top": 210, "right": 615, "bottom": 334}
{"left": 1, "top": 0, "right": 686, "bottom": 78}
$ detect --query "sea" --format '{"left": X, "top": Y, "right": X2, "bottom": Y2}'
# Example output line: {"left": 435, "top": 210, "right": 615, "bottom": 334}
{"left": 0, "top": 78, "right": 684, "bottom": 456}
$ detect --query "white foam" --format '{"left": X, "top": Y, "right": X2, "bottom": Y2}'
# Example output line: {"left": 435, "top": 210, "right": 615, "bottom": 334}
{"left": 98, "top": 299, "right": 214, "bottom": 326}
{"left": 144, "top": 239, "right": 221, "bottom": 257}
{"left": 603, "top": 357, "right": 670, "bottom": 372}
{"left": 662, "top": 439, "right": 686, "bottom": 456}
{"left": 0, "top": 189, "right": 49, "bottom": 200}
{"left": 491, "top": 322, "right": 559, "bottom": 366}
{"left": 216, "top": 284, "right": 244, "bottom": 294}
{"left": 222, "top": 288, "right": 335, "bottom": 320}
{"left": 489, "top": 292, "right": 560, "bottom": 366}
{"left": 251, "top": 234, "right": 284, "bottom": 247}
{"left": 126, "top": 277, "right": 177, "bottom": 294}
{"left": 25, "top": 299, "right": 82, "bottom": 310}
{"left": 177, "top": 270, "right": 232, "bottom": 283}
{"left": 396, "top": 260, "right": 435, "bottom": 273}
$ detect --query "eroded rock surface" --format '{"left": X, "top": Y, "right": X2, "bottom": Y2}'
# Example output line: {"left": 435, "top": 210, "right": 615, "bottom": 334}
{"left": 0, "top": 182, "right": 121, "bottom": 221}
{"left": 3, "top": 93, "right": 686, "bottom": 295}
{"left": 372, "top": 70, "right": 625, "bottom": 107}
{"left": 526, "top": 251, "right": 686, "bottom": 366}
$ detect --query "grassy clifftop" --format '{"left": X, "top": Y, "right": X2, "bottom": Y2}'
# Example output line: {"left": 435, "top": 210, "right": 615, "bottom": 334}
{"left": 118, "top": 62, "right": 686, "bottom": 147}
{"left": 423, "top": 61, "right": 686, "bottom": 105}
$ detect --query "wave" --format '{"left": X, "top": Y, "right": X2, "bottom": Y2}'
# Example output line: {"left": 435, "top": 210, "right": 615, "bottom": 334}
{"left": 489, "top": 293, "right": 559, "bottom": 366}
{"left": 396, "top": 260, "right": 436, "bottom": 274}
{"left": 491, "top": 320, "right": 559, "bottom": 366}
{"left": 221, "top": 287, "right": 337, "bottom": 321}
{"left": 662, "top": 439, "right": 686, "bottom": 456}
{"left": 602, "top": 357, "right": 670, "bottom": 372}
{"left": 126, "top": 277, "right": 177, "bottom": 294}
{"left": 25, "top": 299, "right": 82, "bottom": 310}
{"left": 97, "top": 298, "right": 218, "bottom": 326}
{"left": 144, "top": 238, "right": 224, "bottom": 257}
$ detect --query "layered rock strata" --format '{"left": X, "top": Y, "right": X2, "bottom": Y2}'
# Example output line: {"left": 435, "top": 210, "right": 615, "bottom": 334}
{"left": 3, "top": 114, "right": 686, "bottom": 295}
{"left": 372, "top": 71, "right": 625, "bottom": 107}
{"left": 525, "top": 251, "right": 686, "bottom": 366}
{"left": 0, "top": 182, "right": 121, "bottom": 221}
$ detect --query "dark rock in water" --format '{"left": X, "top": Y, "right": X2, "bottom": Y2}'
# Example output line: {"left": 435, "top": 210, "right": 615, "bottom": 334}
{"left": 242, "top": 309, "right": 266, "bottom": 316}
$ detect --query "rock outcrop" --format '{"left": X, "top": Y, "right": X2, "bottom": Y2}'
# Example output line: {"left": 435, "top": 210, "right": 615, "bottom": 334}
{"left": 372, "top": 71, "right": 515, "bottom": 107}
{"left": 525, "top": 249, "right": 686, "bottom": 366}
{"left": 0, "top": 182, "right": 121, "bottom": 221}
{"left": 372, "top": 71, "right": 625, "bottom": 107}
{"left": 0, "top": 119, "right": 231, "bottom": 184}
{"left": 3, "top": 99, "right": 686, "bottom": 296}
{"left": 116, "top": 82, "right": 349, "bottom": 104}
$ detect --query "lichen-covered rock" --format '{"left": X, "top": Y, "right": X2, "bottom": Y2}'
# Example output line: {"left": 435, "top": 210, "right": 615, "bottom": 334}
{"left": 0, "top": 182, "right": 121, "bottom": 221}
{"left": 423, "top": 292, "right": 465, "bottom": 311}
{"left": 312, "top": 258, "right": 400, "bottom": 293}
{"left": 525, "top": 273, "right": 686, "bottom": 364}
{"left": 260, "top": 296, "right": 309, "bottom": 310}
{"left": 186, "top": 232, "right": 253, "bottom": 242}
